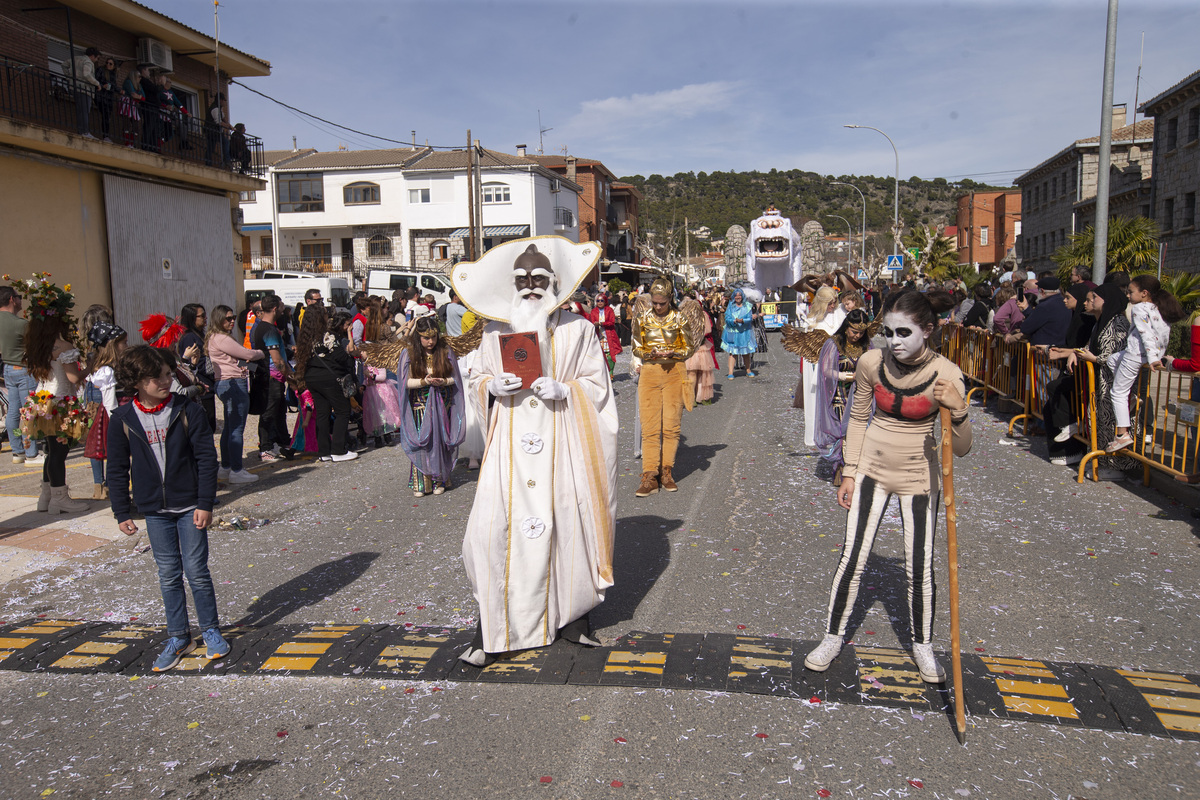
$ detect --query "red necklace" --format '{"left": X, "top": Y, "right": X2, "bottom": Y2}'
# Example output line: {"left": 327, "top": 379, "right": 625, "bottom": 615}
{"left": 134, "top": 396, "right": 170, "bottom": 414}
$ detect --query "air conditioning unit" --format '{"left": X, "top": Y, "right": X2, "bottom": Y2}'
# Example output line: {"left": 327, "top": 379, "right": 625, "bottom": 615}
{"left": 549, "top": 178, "right": 561, "bottom": 193}
{"left": 137, "top": 38, "right": 173, "bottom": 72}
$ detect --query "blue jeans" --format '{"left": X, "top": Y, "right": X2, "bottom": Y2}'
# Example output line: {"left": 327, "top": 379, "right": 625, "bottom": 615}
{"left": 215, "top": 377, "right": 249, "bottom": 471}
{"left": 4, "top": 364, "right": 38, "bottom": 458}
{"left": 83, "top": 383, "right": 104, "bottom": 483}
{"left": 144, "top": 511, "right": 219, "bottom": 638}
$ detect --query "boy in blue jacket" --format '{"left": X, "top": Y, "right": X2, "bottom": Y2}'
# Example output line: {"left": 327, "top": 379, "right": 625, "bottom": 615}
{"left": 108, "top": 345, "right": 229, "bottom": 671}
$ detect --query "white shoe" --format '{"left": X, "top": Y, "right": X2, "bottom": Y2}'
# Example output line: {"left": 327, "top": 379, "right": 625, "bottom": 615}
{"left": 12, "top": 454, "right": 25, "bottom": 464}
{"left": 1095, "top": 467, "right": 1127, "bottom": 482}
{"left": 803, "top": 633, "right": 844, "bottom": 672}
{"left": 1054, "top": 423, "right": 1078, "bottom": 443}
{"left": 331, "top": 451, "right": 358, "bottom": 462}
{"left": 24, "top": 453, "right": 45, "bottom": 465}
{"left": 912, "top": 643, "right": 946, "bottom": 683}
{"left": 228, "top": 469, "right": 258, "bottom": 484}
{"left": 217, "top": 467, "right": 231, "bottom": 482}
{"left": 1049, "top": 453, "right": 1082, "bottom": 467}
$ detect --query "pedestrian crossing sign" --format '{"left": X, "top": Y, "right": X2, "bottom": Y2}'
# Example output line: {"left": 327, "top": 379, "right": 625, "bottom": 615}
{"left": 886, "top": 255, "right": 904, "bottom": 270}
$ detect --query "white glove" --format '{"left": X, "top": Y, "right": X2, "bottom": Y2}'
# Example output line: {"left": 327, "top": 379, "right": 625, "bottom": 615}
{"left": 530, "top": 377, "right": 568, "bottom": 401}
{"left": 837, "top": 371, "right": 855, "bottom": 381}
{"left": 488, "top": 373, "right": 524, "bottom": 397}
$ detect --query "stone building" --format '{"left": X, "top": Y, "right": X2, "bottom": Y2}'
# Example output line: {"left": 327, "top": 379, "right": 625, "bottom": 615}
{"left": 1140, "top": 69, "right": 1200, "bottom": 274}
{"left": 1015, "top": 106, "right": 1153, "bottom": 274}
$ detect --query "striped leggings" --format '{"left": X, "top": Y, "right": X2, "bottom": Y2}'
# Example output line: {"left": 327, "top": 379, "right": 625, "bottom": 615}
{"left": 822, "top": 474, "right": 939, "bottom": 644}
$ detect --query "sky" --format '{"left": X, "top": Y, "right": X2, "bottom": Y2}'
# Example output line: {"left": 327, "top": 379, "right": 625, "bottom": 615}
{"left": 160, "top": 0, "right": 1198, "bottom": 186}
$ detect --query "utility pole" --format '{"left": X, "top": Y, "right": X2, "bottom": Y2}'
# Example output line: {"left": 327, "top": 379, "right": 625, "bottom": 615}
{"left": 1092, "top": 0, "right": 1119, "bottom": 285}
{"left": 466, "top": 130, "right": 476, "bottom": 261}
{"left": 474, "top": 140, "right": 484, "bottom": 258}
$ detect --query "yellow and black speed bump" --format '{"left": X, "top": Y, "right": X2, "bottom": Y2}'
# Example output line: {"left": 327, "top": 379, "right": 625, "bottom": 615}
{"left": 4, "top": 619, "right": 1200, "bottom": 739}
{"left": 0, "top": 618, "right": 93, "bottom": 670}
{"left": 1080, "top": 665, "right": 1200, "bottom": 741}
{"left": 959, "top": 654, "right": 1122, "bottom": 731}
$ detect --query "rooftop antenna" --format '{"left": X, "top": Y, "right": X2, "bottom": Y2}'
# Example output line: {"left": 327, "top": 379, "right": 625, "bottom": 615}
{"left": 538, "top": 109, "right": 552, "bottom": 155}
{"left": 1132, "top": 31, "right": 1145, "bottom": 125}
{"left": 291, "top": 135, "right": 297, "bottom": 151}
{"left": 212, "top": 0, "right": 220, "bottom": 84}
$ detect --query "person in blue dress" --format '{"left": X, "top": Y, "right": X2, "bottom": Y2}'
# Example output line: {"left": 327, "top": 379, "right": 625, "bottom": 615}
{"left": 722, "top": 288, "right": 757, "bottom": 378}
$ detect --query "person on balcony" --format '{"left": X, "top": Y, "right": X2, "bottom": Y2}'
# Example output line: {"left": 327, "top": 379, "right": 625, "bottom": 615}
{"left": 70, "top": 47, "right": 102, "bottom": 139}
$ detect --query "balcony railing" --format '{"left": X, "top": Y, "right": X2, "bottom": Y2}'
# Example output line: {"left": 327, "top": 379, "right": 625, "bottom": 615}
{"left": 0, "top": 54, "right": 264, "bottom": 177}
{"left": 237, "top": 252, "right": 362, "bottom": 278}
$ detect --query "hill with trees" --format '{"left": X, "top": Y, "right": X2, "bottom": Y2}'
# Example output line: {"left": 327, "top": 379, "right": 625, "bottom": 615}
{"left": 619, "top": 168, "right": 1005, "bottom": 256}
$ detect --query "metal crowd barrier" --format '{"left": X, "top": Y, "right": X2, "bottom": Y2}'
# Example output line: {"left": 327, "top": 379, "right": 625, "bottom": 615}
{"left": 938, "top": 323, "right": 1200, "bottom": 484}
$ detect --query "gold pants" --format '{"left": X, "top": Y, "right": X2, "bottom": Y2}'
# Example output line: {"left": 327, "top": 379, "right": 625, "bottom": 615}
{"left": 639, "top": 362, "right": 687, "bottom": 474}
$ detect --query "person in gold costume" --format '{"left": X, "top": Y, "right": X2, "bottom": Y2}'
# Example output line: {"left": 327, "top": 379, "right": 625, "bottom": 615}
{"left": 631, "top": 278, "right": 699, "bottom": 497}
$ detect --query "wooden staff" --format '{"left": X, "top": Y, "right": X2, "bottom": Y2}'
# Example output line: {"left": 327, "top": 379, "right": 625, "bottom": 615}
{"left": 940, "top": 406, "right": 967, "bottom": 743}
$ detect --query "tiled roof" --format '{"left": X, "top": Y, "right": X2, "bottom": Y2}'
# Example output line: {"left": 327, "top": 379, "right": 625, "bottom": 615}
{"left": 262, "top": 148, "right": 316, "bottom": 166}
{"left": 528, "top": 154, "right": 617, "bottom": 179}
{"left": 409, "top": 148, "right": 539, "bottom": 170}
{"left": 1075, "top": 119, "right": 1155, "bottom": 145}
{"left": 273, "top": 148, "right": 429, "bottom": 171}
{"left": 1139, "top": 69, "right": 1200, "bottom": 115}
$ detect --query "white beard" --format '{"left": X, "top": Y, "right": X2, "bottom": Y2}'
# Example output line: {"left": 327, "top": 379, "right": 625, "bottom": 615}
{"left": 508, "top": 288, "right": 559, "bottom": 366}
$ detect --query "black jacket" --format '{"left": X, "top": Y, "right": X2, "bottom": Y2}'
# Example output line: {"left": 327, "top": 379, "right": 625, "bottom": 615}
{"left": 106, "top": 395, "right": 218, "bottom": 522}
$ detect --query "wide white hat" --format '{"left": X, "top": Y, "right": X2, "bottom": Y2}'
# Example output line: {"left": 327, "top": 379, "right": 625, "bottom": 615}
{"left": 450, "top": 235, "right": 601, "bottom": 323}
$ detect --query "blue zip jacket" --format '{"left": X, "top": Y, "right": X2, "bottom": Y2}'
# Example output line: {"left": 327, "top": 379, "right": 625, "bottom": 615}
{"left": 106, "top": 395, "right": 218, "bottom": 522}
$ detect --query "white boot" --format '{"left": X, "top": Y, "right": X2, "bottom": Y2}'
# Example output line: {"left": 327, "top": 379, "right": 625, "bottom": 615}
{"left": 47, "top": 485, "right": 89, "bottom": 514}
{"left": 803, "top": 633, "right": 844, "bottom": 672}
{"left": 912, "top": 643, "right": 946, "bottom": 683}
{"left": 37, "top": 481, "right": 51, "bottom": 512}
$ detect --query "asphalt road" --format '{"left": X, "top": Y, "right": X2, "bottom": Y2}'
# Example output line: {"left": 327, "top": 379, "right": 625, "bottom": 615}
{"left": 1, "top": 342, "right": 1198, "bottom": 800}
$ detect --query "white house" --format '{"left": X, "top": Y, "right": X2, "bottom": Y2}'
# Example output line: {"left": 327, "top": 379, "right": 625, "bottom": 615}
{"left": 237, "top": 146, "right": 581, "bottom": 276}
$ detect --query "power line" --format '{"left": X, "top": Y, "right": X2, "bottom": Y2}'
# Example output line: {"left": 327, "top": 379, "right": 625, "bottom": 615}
{"left": 229, "top": 79, "right": 462, "bottom": 150}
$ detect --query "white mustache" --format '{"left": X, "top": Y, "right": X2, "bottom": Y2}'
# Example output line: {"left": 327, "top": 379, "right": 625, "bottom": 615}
{"left": 518, "top": 288, "right": 545, "bottom": 299}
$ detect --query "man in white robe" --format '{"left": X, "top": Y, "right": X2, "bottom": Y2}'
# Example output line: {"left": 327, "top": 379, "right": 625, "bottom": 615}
{"left": 453, "top": 240, "right": 617, "bottom": 665}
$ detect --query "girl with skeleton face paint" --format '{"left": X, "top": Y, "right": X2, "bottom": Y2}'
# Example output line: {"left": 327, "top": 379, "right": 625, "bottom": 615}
{"left": 804, "top": 289, "right": 973, "bottom": 685}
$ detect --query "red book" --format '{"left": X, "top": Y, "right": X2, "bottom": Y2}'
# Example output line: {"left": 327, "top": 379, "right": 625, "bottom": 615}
{"left": 499, "top": 331, "right": 544, "bottom": 388}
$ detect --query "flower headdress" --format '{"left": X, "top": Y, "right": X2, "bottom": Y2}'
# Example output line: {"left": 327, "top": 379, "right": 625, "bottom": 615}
{"left": 6, "top": 272, "right": 76, "bottom": 329}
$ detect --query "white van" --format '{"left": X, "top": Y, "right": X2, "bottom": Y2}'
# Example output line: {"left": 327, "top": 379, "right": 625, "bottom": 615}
{"left": 366, "top": 269, "right": 453, "bottom": 306}
{"left": 244, "top": 273, "right": 352, "bottom": 311}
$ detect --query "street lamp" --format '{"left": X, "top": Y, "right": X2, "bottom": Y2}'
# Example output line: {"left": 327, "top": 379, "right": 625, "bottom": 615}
{"left": 845, "top": 125, "right": 900, "bottom": 256}
{"left": 824, "top": 214, "right": 853, "bottom": 271}
{"left": 830, "top": 180, "right": 866, "bottom": 268}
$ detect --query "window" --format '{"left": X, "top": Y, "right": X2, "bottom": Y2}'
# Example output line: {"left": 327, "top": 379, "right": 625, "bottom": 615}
{"left": 1185, "top": 193, "right": 1197, "bottom": 229}
{"left": 1069, "top": 166, "right": 1078, "bottom": 200}
{"left": 239, "top": 190, "right": 256, "bottom": 202}
{"left": 979, "top": 226, "right": 989, "bottom": 246}
{"left": 482, "top": 183, "right": 511, "bottom": 204}
{"left": 430, "top": 240, "right": 450, "bottom": 260}
{"left": 301, "top": 240, "right": 332, "bottom": 267}
{"left": 422, "top": 275, "right": 447, "bottom": 293}
{"left": 367, "top": 234, "right": 391, "bottom": 258}
{"left": 1059, "top": 229, "right": 1066, "bottom": 250}
{"left": 261, "top": 236, "right": 273, "bottom": 255}
{"left": 278, "top": 172, "right": 324, "bottom": 213}
{"left": 344, "top": 182, "right": 380, "bottom": 205}
{"left": 1166, "top": 117, "right": 1179, "bottom": 150}
{"left": 1163, "top": 197, "right": 1175, "bottom": 231}
{"left": 1189, "top": 107, "right": 1200, "bottom": 144}
{"left": 554, "top": 207, "right": 576, "bottom": 227}
{"left": 1051, "top": 177, "right": 1058, "bottom": 199}
{"left": 408, "top": 188, "right": 431, "bottom": 204}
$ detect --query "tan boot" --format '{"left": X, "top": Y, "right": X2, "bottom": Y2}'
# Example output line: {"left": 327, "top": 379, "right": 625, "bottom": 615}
{"left": 92, "top": 483, "right": 105, "bottom": 500}
{"left": 37, "top": 481, "right": 51, "bottom": 512}
{"left": 659, "top": 466, "right": 678, "bottom": 492}
{"left": 635, "top": 471, "right": 659, "bottom": 497}
{"left": 47, "top": 485, "right": 89, "bottom": 514}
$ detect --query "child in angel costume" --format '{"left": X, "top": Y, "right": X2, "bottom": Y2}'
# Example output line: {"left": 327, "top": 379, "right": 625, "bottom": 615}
{"left": 803, "top": 290, "right": 972, "bottom": 685}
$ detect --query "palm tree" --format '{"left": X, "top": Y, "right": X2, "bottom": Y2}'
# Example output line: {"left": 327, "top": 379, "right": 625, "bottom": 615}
{"left": 1052, "top": 215, "right": 1159, "bottom": 282}
{"left": 902, "top": 224, "right": 959, "bottom": 281}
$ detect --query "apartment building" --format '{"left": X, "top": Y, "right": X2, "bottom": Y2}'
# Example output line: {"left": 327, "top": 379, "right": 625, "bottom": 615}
{"left": 955, "top": 190, "right": 1022, "bottom": 271}
{"left": 1140, "top": 68, "right": 1200, "bottom": 273}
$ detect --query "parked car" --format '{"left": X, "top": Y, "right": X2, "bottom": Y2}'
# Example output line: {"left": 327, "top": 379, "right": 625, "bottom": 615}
{"left": 244, "top": 273, "right": 352, "bottom": 310}
{"left": 366, "top": 269, "right": 453, "bottom": 306}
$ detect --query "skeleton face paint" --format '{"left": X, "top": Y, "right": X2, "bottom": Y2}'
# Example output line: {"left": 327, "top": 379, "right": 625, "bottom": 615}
{"left": 881, "top": 311, "right": 928, "bottom": 363}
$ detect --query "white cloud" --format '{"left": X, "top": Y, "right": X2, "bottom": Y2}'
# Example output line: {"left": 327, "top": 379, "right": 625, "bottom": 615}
{"left": 559, "top": 81, "right": 747, "bottom": 140}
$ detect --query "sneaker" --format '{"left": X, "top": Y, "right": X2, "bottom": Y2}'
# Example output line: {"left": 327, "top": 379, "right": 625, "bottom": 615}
{"left": 331, "top": 451, "right": 359, "bottom": 462}
{"left": 1053, "top": 423, "right": 1078, "bottom": 443}
{"left": 1095, "top": 467, "right": 1127, "bottom": 482}
{"left": 746, "top": 370, "right": 757, "bottom": 377}
{"left": 24, "top": 453, "right": 45, "bottom": 465}
{"left": 152, "top": 635, "right": 196, "bottom": 672}
{"left": 11, "top": 454, "right": 25, "bottom": 464}
{"left": 217, "top": 467, "right": 230, "bottom": 482}
{"left": 635, "top": 471, "right": 659, "bottom": 497}
{"left": 318, "top": 456, "right": 333, "bottom": 463}
{"left": 202, "top": 628, "right": 230, "bottom": 659}
{"left": 278, "top": 447, "right": 296, "bottom": 461}
{"left": 1049, "top": 453, "right": 1083, "bottom": 467}
{"left": 432, "top": 485, "right": 445, "bottom": 495}
{"left": 912, "top": 643, "right": 946, "bottom": 683}
{"left": 228, "top": 469, "right": 259, "bottom": 484}
{"left": 259, "top": 449, "right": 280, "bottom": 462}
{"left": 1105, "top": 433, "right": 1134, "bottom": 453}
{"left": 803, "top": 633, "right": 844, "bottom": 672}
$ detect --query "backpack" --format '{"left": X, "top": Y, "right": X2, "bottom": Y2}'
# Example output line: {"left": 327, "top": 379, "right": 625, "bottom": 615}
{"left": 247, "top": 321, "right": 273, "bottom": 415}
